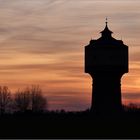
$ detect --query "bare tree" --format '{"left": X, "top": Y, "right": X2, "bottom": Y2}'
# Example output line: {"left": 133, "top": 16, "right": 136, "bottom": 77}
{"left": 30, "top": 85, "right": 47, "bottom": 112}
{"left": 14, "top": 85, "right": 47, "bottom": 113}
{"left": 14, "top": 88, "right": 30, "bottom": 112}
{"left": 0, "top": 86, "right": 11, "bottom": 114}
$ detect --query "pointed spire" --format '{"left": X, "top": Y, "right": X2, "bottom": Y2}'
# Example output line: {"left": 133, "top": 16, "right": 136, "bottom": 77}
{"left": 100, "top": 18, "right": 113, "bottom": 38}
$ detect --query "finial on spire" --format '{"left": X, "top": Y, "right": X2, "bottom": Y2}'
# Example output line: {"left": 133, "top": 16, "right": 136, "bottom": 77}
{"left": 105, "top": 17, "right": 108, "bottom": 26}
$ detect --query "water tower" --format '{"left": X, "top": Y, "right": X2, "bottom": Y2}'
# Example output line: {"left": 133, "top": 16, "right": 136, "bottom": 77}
{"left": 85, "top": 20, "right": 128, "bottom": 113}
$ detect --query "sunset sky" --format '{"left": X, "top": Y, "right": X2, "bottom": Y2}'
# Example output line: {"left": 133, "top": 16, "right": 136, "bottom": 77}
{"left": 0, "top": 0, "right": 140, "bottom": 111}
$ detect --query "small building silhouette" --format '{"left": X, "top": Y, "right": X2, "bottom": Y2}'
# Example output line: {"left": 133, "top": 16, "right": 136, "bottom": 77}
{"left": 85, "top": 19, "right": 128, "bottom": 113}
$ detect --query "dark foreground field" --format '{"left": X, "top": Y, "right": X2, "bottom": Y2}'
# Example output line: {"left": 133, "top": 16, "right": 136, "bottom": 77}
{"left": 0, "top": 110, "right": 140, "bottom": 139}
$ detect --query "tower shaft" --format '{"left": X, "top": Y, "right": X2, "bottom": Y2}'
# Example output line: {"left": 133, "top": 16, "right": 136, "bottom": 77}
{"left": 90, "top": 73, "right": 122, "bottom": 113}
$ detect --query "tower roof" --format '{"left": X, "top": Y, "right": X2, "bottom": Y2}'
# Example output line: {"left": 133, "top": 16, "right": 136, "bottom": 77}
{"left": 100, "top": 18, "right": 113, "bottom": 36}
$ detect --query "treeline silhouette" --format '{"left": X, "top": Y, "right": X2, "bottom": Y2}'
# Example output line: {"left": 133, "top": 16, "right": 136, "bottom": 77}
{"left": 0, "top": 85, "right": 47, "bottom": 115}
{"left": 0, "top": 84, "right": 140, "bottom": 116}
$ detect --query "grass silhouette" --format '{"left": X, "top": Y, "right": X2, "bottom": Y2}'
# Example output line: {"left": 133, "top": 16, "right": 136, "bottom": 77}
{"left": 0, "top": 106, "right": 140, "bottom": 138}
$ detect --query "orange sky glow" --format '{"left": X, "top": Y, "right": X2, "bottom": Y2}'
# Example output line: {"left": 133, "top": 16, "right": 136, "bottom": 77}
{"left": 0, "top": 0, "right": 140, "bottom": 111}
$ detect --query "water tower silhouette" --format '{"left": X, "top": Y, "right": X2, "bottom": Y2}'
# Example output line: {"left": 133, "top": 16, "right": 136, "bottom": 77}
{"left": 85, "top": 19, "right": 128, "bottom": 113}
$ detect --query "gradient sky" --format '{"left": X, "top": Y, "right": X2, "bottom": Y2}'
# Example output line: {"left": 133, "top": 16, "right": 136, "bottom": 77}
{"left": 0, "top": 0, "right": 140, "bottom": 111}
